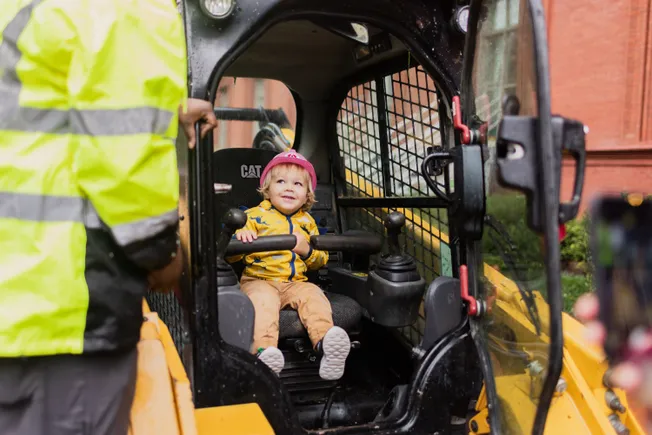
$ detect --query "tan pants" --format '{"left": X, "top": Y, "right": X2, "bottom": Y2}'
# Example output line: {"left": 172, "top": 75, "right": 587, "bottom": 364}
{"left": 241, "top": 276, "right": 334, "bottom": 352}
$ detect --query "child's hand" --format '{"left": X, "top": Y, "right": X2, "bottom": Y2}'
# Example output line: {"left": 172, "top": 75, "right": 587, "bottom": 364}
{"left": 236, "top": 229, "right": 257, "bottom": 243}
{"left": 292, "top": 229, "right": 311, "bottom": 257}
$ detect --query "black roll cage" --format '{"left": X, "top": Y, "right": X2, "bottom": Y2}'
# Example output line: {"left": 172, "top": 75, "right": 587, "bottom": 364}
{"left": 176, "top": 0, "right": 564, "bottom": 433}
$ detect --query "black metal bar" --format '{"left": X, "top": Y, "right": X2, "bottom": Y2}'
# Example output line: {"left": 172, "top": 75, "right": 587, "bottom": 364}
{"left": 438, "top": 88, "right": 460, "bottom": 274}
{"left": 459, "top": 2, "right": 504, "bottom": 433}
{"left": 189, "top": 124, "right": 203, "bottom": 400}
{"left": 375, "top": 76, "right": 393, "bottom": 196}
{"left": 330, "top": 90, "right": 353, "bottom": 232}
{"left": 337, "top": 196, "right": 449, "bottom": 208}
{"left": 191, "top": 123, "right": 222, "bottom": 405}
{"left": 530, "top": 0, "right": 565, "bottom": 429}
{"left": 213, "top": 107, "right": 291, "bottom": 127}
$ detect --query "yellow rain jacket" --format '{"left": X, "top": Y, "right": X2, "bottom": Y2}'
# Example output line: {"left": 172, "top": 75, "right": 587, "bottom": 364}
{"left": 228, "top": 200, "right": 329, "bottom": 282}
{"left": 0, "top": 0, "right": 186, "bottom": 357}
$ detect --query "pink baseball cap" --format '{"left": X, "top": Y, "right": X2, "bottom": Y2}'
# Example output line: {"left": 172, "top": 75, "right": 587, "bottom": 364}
{"left": 260, "top": 150, "right": 317, "bottom": 190}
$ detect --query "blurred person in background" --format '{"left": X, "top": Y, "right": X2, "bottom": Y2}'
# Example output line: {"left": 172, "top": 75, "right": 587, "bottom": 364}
{"left": 575, "top": 293, "right": 652, "bottom": 431}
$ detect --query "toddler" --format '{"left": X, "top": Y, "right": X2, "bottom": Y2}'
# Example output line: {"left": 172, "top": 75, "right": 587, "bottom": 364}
{"left": 228, "top": 150, "right": 351, "bottom": 380}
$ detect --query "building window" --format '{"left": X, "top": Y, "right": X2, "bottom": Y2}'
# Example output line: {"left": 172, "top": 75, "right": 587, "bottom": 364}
{"left": 213, "top": 77, "right": 296, "bottom": 149}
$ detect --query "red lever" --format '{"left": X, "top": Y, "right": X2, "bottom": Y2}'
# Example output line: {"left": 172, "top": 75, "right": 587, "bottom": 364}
{"left": 559, "top": 223, "right": 567, "bottom": 242}
{"left": 452, "top": 96, "right": 471, "bottom": 144}
{"left": 459, "top": 264, "right": 478, "bottom": 316}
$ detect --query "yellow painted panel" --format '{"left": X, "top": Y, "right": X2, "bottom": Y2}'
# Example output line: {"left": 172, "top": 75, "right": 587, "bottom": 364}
{"left": 129, "top": 315, "right": 183, "bottom": 435}
{"left": 195, "top": 404, "right": 275, "bottom": 435}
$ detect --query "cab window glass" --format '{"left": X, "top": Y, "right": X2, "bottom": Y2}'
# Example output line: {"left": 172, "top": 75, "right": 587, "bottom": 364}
{"left": 470, "top": 0, "right": 549, "bottom": 432}
{"left": 214, "top": 77, "right": 297, "bottom": 151}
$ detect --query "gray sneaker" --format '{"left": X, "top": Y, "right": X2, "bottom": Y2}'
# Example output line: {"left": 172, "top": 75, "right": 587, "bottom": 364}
{"left": 257, "top": 346, "right": 285, "bottom": 375}
{"left": 318, "top": 327, "right": 351, "bottom": 381}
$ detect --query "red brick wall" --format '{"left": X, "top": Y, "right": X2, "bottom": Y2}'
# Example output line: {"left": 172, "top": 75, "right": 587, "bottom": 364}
{"left": 547, "top": 0, "right": 652, "bottom": 212}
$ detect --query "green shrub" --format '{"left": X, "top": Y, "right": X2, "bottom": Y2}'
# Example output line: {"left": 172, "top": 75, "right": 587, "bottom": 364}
{"left": 561, "top": 273, "right": 592, "bottom": 313}
{"left": 560, "top": 214, "right": 594, "bottom": 302}
{"left": 482, "top": 194, "right": 544, "bottom": 281}
{"left": 482, "top": 194, "right": 594, "bottom": 312}
{"left": 560, "top": 214, "right": 591, "bottom": 264}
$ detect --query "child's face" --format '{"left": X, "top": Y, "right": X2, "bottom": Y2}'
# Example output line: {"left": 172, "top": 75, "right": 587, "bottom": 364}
{"left": 268, "top": 165, "right": 309, "bottom": 215}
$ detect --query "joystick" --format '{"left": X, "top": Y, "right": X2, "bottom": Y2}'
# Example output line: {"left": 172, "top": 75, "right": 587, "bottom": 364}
{"left": 216, "top": 208, "right": 247, "bottom": 288}
{"left": 364, "top": 211, "right": 426, "bottom": 327}
{"left": 384, "top": 211, "right": 406, "bottom": 256}
{"left": 216, "top": 208, "right": 247, "bottom": 260}
{"left": 376, "top": 212, "right": 417, "bottom": 280}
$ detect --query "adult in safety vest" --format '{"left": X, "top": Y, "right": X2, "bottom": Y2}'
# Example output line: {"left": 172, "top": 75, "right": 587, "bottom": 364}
{"left": 0, "top": 1, "right": 217, "bottom": 434}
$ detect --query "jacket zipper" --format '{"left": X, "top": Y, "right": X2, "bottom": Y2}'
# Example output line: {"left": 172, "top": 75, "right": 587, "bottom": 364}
{"left": 286, "top": 215, "right": 296, "bottom": 281}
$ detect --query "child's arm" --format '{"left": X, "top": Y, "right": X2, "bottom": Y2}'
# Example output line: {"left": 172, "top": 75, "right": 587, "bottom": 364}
{"left": 301, "top": 220, "right": 329, "bottom": 271}
{"left": 225, "top": 215, "right": 258, "bottom": 263}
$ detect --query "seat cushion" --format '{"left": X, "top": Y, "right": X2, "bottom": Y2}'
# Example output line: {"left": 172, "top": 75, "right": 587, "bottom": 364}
{"left": 279, "top": 292, "right": 362, "bottom": 340}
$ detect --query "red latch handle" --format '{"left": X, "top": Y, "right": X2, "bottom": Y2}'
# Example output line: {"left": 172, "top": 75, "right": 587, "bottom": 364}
{"left": 460, "top": 264, "right": 479, "bottom": 316}
{"left": 452, "top": 96, "right": 471, "bottom": 145}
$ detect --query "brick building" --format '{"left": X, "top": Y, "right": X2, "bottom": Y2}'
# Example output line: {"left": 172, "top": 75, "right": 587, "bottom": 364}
{"left": 550, "top": 0, "right": 652, "bottom": 211}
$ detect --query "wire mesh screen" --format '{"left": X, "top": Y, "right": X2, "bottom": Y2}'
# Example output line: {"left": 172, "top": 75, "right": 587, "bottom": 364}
{"left": 337, "top": 81, "right": 385, "bottom": 195}
{"left": 336, "top": 64, "right": 453, "bottom": 346}
{"left": 145, "top": 291, "right": 187, "bottom": 356}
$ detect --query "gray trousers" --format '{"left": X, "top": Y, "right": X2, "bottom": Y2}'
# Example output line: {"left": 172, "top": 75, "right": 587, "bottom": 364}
{"left": 0, "top": 348, "right": 137, "bottom": 435}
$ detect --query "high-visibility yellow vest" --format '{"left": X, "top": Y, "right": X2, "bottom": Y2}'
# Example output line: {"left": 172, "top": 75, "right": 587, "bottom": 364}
{"left": 0, "top": 0, "right": 188, "bottom": 357}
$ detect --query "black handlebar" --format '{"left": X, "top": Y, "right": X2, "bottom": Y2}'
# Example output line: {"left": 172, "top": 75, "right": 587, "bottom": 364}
{"left": 310, "top": 233, "right": 383, "bottom": 254}
{"left": 224, "top": 231, "right": 383, "bottom": 258}
{"left": 225, "top": 235, "right": 297, "bottom": 256}
{"left": 217, "top": 205, "right": 391, "bottom": 259}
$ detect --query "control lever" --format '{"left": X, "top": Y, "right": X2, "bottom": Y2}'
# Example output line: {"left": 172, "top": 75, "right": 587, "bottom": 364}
{"left": 216, "top": 208, "right": 247, "bottom": 260}
{"left": 384, "top": 212, "right": 405, "bottom": 256}
{"left": 367, "top": 211, "right": 425, "bottom": 327}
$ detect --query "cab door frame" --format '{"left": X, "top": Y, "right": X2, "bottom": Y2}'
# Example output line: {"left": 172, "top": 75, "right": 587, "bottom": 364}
{"left": 179, "top": 0, "right": 563, "bottom": 433}
{"left": 459, "top": 1, "right": 564, "bottom": 434}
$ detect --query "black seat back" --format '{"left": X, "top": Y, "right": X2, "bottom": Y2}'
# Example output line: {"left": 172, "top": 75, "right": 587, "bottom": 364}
{"left": 213, "top": 148, "right": 279, "bottom": 226}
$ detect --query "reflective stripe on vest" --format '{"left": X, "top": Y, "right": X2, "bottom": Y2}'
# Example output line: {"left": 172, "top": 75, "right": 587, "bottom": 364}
{"left": 0, "top": 191, "right": 179, "bottom": 244}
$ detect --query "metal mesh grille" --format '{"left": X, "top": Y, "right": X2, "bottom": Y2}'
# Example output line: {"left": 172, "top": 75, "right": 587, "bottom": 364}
{"left": 337, "top": 81, "right": 385, "bottom": 195}
{"left": 336, "top": 65, "right": 452, "bottom": 346}
{"left": 145, "top": 291, "right": 186, "bottom": 356}
{"left": 386, "top": 68, "right": 445, "bottom": 196}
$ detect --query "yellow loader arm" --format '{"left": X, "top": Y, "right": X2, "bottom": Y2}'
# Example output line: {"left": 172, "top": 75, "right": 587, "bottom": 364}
{"left": 470, "top": 266, "right": 646, "bottom": 434}
{"left": 128, "top": 301, "right": 275, "bottom": 435}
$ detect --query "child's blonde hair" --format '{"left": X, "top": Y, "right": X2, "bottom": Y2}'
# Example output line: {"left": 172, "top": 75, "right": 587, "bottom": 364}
{"left": 258, "top": 163, "right": 316, "bottom": 211}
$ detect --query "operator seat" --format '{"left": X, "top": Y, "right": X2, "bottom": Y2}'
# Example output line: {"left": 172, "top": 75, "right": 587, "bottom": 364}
{"left": 213, "top": 148, "right": 362, "bottom": 342}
